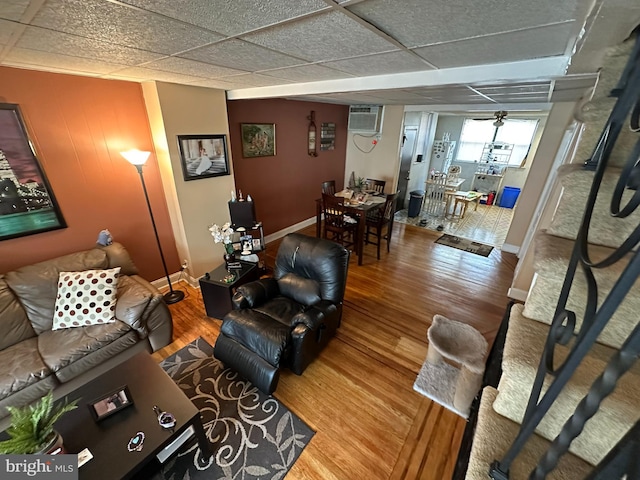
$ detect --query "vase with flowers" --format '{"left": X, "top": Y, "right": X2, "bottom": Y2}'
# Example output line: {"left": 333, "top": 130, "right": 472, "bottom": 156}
{"left": 209, "top": 222, "right": 235, "bottom": 264}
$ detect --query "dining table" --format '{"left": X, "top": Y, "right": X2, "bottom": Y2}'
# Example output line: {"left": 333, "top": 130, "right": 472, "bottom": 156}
{"left": 315, "top": 193, "right": 385, "bottom": 265}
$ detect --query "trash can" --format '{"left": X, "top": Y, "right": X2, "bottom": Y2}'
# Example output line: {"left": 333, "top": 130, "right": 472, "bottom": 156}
{"left": 408, "top": 190, "right": 425, "bottom": 217}
{"left": 499, "top": 186, "right": 521, "bottom": 208}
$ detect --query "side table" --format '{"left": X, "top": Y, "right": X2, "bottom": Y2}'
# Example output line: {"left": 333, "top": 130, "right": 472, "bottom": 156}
{"left": 199, "top": 261, "right": 259, "bottom": 319}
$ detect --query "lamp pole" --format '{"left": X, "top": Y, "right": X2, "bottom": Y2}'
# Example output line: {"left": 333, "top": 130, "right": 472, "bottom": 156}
{"left": 122, "top": 150, "right": 184, "bottom": 305}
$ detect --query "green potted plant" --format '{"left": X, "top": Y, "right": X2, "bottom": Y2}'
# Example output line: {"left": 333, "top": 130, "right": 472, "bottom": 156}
{"left": 0, "top": 392, "right": 78, "bottom": 454}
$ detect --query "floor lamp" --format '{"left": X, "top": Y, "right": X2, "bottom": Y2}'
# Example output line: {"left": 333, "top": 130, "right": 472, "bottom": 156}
{"left": 121, "top": 149, "right": 184, "bottom": 305}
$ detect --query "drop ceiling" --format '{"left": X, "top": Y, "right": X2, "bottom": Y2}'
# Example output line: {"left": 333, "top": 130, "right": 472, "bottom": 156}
{"left": 1, "top": 0, "right": 639, "bottom": 109}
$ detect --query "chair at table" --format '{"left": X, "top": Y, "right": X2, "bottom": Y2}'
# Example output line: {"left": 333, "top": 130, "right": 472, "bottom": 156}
{"left": 366, "top": 178, "right": 386, "bottom": 193}
{"left": 425, "top": 174, "right": 448, "bottom": 217}
{"left": 321, "top": 193, "right": 358, "bottom": 249}
{"left": 365, "top": 192, "right": 398, "bottom": 259}
{"left": 321, "top": 180, "right": 336, "bottom": 195}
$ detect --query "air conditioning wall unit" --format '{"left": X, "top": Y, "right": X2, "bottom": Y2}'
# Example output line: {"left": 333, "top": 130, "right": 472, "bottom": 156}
{"left": 348, "top": 105, "right": 384, "bottom": 133}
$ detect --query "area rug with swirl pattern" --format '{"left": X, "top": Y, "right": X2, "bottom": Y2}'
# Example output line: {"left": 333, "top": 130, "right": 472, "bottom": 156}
{"left": 154, "top": 337, "right": 314, "bottom": 480}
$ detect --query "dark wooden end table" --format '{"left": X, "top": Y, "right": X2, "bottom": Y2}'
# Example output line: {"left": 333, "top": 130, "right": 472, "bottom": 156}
{"left": 55, "top": 352, "right": 211, "bottom": 480}
{"left": 199, "top": 260, "right": 259, "bottom": 319}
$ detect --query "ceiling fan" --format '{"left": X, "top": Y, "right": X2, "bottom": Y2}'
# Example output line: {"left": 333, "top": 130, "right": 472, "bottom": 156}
{"left": 473, "top": 110, "right": 508, "bottom": 127}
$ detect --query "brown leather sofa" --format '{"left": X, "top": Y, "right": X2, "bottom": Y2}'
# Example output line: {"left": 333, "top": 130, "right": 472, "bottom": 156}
{"left": 0, "top": 242, "right": 173, "bottom": 421}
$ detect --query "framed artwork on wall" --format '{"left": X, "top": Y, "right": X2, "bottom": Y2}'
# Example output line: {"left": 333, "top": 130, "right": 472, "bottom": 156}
{"left": 177, "top": 134, "right": 230, "bottom": 181}
{"left": 321, "top": 123, "right": 336, "bottom": 151}
{"left": 0, "top": 103, "right": 66, "bottom": 242}
{"left": 240, "top": 123, "right": 276, "bottom": 158}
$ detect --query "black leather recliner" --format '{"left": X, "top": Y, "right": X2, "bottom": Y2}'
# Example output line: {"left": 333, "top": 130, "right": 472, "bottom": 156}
{"left": 213, "top": 233, "right": 350, "bottom": 394}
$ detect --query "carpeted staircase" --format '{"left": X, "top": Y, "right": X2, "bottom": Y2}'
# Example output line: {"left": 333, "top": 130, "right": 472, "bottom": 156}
{"left": 464, "top": 30, "right": 640, "bottom": 479}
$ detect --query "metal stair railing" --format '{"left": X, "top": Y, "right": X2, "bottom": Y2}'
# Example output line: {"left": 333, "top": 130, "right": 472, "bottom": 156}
{"left": 489, "top": 30, "right": 640, "bottom": 480}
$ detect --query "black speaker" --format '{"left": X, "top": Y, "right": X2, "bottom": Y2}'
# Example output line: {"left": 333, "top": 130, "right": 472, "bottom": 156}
{"left": 228, "top": 201, "right": 256, "bottom": 228}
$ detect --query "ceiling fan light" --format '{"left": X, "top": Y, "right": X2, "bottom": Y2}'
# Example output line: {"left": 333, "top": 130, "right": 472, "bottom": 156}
{"left": 493, "top": 119, "right": 504, "bottom": 127}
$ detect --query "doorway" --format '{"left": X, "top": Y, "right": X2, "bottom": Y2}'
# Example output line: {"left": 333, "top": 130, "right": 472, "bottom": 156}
{"left": 396, "top": 126, "right": 417, "bottom": 211}
{"left": 394, "top": 113, "right": 544, "bottom": 249}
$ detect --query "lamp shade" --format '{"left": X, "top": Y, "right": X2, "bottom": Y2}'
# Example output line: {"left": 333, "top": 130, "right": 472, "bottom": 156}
{"left": 120, "top": 149, "right": 151, "bottom": 165}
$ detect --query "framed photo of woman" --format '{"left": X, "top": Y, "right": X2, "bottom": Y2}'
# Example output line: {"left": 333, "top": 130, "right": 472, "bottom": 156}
{"left": 177, "top": 134, "right": 230, "bottom": 181}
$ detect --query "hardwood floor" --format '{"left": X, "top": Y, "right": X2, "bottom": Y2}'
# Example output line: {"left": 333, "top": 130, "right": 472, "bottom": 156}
{"left": 152, "top": 222, "right": 517, "bottom": 479}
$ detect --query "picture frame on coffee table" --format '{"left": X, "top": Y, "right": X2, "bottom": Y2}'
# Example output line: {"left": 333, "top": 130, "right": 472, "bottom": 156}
{"left": 88, "top": 385, "right": 134, "bottom": 421}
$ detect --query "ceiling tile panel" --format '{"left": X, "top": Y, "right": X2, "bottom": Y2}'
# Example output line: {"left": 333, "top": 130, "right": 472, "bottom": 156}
{"left": 0, "top": 19, "right": 18, "bottom": 45}
{"left": 105, "top": 66, "right": 207, "bottom": 84}
{"left": 262, "top": 64, "right": 355, "bottom": 82}
{"left": 4, "top": 47, "right": 128, "bottom": 74}
{"left": 413, "top": 24, "right": 574, "bottom": 68}
{"left": 220, "top": 73, "right": 296, "bottom": 87}
{"left": 0, "top": 0, "right": 30, "bottom": 21}
{"left": 181, "top": 39, "right": 304, "bottom": 71}
{"left": 187, "top": 78, "right": 256, "bottom": 90}
{"left": 242, "top": 11, "right": 397, "bottom": 62}
{"left": 120, "top": 0, "right": 329, "bottom": 36}
{"left": 15, "top": 26, "right": 164, "bottom": 65}
{"left": 552, "top": 75, "right": 597, "bottom": 91}
{"left": 144, "top": 57, "right": 247, "bottom": 78}
{"left": 30, "top": 0, "right": 224, "bottom": 55}
{"left": 322, "top": 51, "right": 433, "bottom": 76}
{"left": 475, "top": 83, "right": 551, "bottom": 95}
{"left": 347, "top": 0, "right": 579, "bottom": 47}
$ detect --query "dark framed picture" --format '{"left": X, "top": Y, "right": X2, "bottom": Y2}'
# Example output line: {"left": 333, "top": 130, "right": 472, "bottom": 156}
{"left": 88, "top": 385, "right": 133, "bottom": 421}
{"left": 0, "top": 103, "right": 66, "bottom": 241}
{"left": 240, "top": 124, "right": 276, "bottom": 158}
{"left": 240, "top": 234, "right": 253, "bottom": 253}
{"left": 320, "top": 122, "right": 336, "bottom": 151}
{"left": 177, "top": 134, "right": 230, "bottom": 181}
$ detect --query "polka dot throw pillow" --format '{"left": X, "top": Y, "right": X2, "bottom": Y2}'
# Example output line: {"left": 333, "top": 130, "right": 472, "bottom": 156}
{"left": 52, "top": 267, "right": 121, "bottom": 330}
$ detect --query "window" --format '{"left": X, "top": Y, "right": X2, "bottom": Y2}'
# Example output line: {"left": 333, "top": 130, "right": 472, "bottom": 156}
{"left": 456, "top": 118, "right": 539, "bottom": 167}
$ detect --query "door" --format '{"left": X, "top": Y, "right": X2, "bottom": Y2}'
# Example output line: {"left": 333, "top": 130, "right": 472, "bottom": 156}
{"left": 396, "top": 127, "right": 417, "bottom": 211}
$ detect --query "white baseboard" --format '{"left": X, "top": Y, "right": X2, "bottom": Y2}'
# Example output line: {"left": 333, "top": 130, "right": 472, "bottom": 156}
{"left": 151, "top": 271, "right": 199, "bottom": 291}
{"left": 501, "top": 243, "right": 520, "bottom": 255}
{"left": 149, "top": 217, "right": 319, "bottom": 292}
{"left": 507, "top": 288, "right": 528, "bottom": 302}
{"left": 264, "top": 216, "right": 317, "bottom": 244}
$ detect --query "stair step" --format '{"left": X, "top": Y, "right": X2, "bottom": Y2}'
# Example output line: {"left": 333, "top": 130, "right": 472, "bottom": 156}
{"left": 573, "top": 33, "right": 637, "bottom": 168}
{"left": 547, "top": 164, "right": 640, "bottom": 248}
{"left": 466, "top": 386, "right": 592, "bottom": 479}
{"left": 574, "top": 97, "right": 639, "bottom": 169}
{"left": 524, "top": 230, "right": 639, "bottom": 349}
{"left": 493, "top": 304, "right": 640, "bottom": 466}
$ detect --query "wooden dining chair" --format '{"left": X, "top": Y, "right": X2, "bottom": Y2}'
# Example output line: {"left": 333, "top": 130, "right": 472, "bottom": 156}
{"left": 365, "top": 192, "right": 397, "bottom": 259}
{"left": 425, "top": 174, "right": 448, "bottom": 218}
{"left": 321, "top": 193, "right": 357, "bottom": 249}
{"left": 321, "top": 180, "right": 336, "bottom": 196}
{"left": 366, "top": 178, "right": 386, "bottom": 193}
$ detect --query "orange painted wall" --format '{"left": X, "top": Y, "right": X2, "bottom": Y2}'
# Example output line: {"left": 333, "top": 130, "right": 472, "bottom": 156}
{"left": 227, "top": 99, "right": 349, "bottom": 235}
{"left": 0, "top": 67, "right": 179, "bottom": 280}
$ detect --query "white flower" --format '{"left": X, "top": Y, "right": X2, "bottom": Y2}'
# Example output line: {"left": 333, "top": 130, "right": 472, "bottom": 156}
{"left": 209, "top": 222, "right": 234, "bottom": 244}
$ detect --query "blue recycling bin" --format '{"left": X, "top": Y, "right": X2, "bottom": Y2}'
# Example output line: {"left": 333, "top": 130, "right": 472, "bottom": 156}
{"left": 499, "top": 186, "right": 521, "bottom": 208}
{"left": 408, "top": 190, "right": 425, "bottom": 217}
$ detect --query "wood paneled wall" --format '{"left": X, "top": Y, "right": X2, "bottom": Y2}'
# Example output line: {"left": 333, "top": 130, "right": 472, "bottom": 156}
{"left": 0, "top": 67, "right": 179, "bottom": 280}
{"left": 227, "top": 99, "right": 349, "bottom": 235}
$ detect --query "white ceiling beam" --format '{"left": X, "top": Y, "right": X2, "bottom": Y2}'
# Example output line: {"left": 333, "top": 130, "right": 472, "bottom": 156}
{"left": 403, "top": 103, "right": 552, "bottom": 113}
{"left": 227, "top": 56, "right": 570, "bottom": 101}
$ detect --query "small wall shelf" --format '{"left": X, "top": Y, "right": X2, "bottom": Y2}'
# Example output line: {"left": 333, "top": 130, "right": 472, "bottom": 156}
{"left": 480, "top": 142, "right": 512, "bottom": 164}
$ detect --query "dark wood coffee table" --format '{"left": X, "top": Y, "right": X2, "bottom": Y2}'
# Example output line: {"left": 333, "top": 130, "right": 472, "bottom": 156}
{"left": 55, "top": 352, "right": 211, "bottom": 479}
